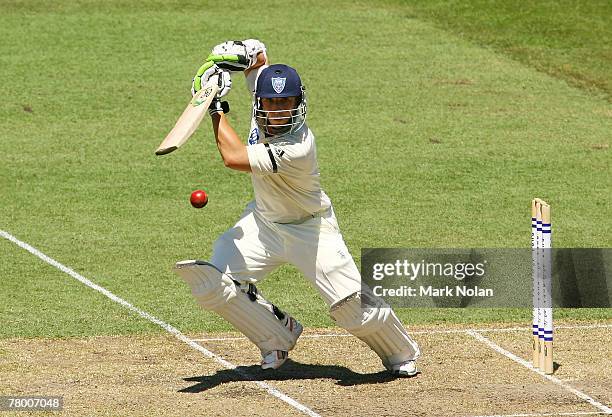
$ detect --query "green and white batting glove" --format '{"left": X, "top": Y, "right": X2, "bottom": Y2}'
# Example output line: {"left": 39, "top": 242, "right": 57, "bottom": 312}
{"left": 192, "top": 64, "right": 232, "bottom": 96}
{"left": 205, "top": 39, "right": 266, "bottom": 72}
{"left": 205, "top": 40, "right": 250, "bottom": 72}
{"left": 193, "top": 39, "right": 266, "bottom": 94}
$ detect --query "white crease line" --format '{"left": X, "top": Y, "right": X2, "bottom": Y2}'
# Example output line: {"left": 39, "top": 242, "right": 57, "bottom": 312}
{"left": 0, "top": 230, "right": 322, "bottom": 417}
{"left": 467, "top": 330, "right": 612, "bottom": 415}
{"left": 468, "top": 411, "right": 609, "bottom": 417}
{"left": 192, "top": 334, "right": 353, "bottom": 342}
{"left": 193, "top": 328, "right": 474, "bottom": 342}
{"left": 555, "top": 324, "right": 612, "bottom": 330}
{"left": 191, "top": 324, "right": 612, "bottom": 342}
{"left": 477, "top": 324, "right": 612, "bottom": 332}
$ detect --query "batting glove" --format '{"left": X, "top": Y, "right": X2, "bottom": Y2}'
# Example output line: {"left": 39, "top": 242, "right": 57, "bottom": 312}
{"left": 192, "top": 64, "right": 232, "bottom": 97}
{"left": 205, "top": 40, "right": 250, "bottom": 72}
{"left": 205, "top": 39, "right": 267, "bottom": 72}
{"left": 208, "top": 98, "right": 230, "bottom": 116}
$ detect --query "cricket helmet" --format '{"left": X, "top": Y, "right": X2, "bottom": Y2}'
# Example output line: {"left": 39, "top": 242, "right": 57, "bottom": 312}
{"left": 254, "top": 64, "right": 307, "bottom": 136}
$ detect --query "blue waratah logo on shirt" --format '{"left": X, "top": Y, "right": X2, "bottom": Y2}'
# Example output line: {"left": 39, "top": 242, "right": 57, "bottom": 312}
{"left": 248, "top": 128, "right": 259, "bottom": 145}
{"left": 271, "top": 77, "right": 286, "bottom": 94}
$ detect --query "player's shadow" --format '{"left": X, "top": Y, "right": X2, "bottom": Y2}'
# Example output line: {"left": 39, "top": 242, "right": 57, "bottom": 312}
{"left": 179, "top": 359, "right": 410, "bottom": 393}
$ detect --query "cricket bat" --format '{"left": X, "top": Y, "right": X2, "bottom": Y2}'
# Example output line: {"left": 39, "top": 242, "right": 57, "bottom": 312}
{"left": 155, "top": 74, "right": 219, "bottom": 155}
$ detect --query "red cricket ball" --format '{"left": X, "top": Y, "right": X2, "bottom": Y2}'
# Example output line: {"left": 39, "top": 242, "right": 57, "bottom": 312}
{"left": 190, "top": 189, "right": 208, "bottom": 208}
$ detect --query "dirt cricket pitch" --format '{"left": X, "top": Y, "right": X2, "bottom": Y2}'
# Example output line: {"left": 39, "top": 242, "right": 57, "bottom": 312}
{"left": 0, "top": 322, "right": 610, "bottom": 417}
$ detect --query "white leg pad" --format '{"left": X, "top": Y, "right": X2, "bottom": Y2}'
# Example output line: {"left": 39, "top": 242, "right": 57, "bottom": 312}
{"left": 174, "top": 260, "right": 301, "bottom": 355}
{"left": 330, "top": 290, "right": 420, "bottom": 369}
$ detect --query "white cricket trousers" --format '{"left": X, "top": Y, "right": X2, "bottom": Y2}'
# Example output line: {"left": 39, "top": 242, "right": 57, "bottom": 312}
{"left": 211, "top": 201, "right": 361, "bottom": 306}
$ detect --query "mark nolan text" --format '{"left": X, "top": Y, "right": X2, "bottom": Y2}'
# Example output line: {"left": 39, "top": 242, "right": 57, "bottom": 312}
{"left": 373, "top": 285, "right": 494, "bottom": 298}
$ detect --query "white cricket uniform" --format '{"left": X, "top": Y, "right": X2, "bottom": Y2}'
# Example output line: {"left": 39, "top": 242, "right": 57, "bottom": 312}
{"left": 210, "top": 66, "right": 361, "bottom": 305}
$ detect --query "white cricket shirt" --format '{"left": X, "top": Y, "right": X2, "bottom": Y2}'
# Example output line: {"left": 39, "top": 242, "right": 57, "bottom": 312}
{"left": 245, "top": 66, "right": 332, "bottom": 223}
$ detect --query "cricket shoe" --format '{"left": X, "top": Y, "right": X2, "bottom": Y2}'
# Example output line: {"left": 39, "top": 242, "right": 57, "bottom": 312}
{"left": 261, "top": 350, "right": 289, "bottom": 369}
{"left": 391, "top": 360, "right": 418, "bottom": 377}
{"left": 261, "top": 317, "right": 303, "bottom": 370}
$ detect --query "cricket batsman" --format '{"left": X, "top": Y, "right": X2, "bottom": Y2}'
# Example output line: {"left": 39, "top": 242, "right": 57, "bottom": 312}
{"left": 174, "top": 39, "right": 420, "bottom": 376}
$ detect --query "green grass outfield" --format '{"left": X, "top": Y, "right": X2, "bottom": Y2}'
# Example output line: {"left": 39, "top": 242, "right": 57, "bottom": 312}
{"left": 1, "top": 0, "right": 610, "bottom": 338}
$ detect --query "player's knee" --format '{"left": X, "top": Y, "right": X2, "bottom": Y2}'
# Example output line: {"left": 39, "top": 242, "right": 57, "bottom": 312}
{"left": 174, "top": 260, "right": 239, "bottom": 311}
{"left": 329, "top": 290, "right": 391, "bottom": 336}
{"left": 210, "top": 240, "right": 235, "bottom": 272}
{"left": 173, "top": 260, "right": 302, "bottom": 355}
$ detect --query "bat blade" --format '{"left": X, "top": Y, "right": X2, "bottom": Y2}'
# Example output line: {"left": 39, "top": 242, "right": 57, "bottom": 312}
{"left": 155, "top": 75, "right": 220, "bottom": 156}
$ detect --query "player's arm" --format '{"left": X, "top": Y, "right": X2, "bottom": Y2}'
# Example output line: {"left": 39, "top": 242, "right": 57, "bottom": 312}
{"left": 209, "top": 112, "right": 251, "bottom": 172}
{"left": 190, "top": 39, "right": 267, "bottom": 171}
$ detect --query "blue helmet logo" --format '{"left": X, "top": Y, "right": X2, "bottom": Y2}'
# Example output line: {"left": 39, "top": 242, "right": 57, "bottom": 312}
{"left": 271, "top": 77, "right": 286, "bottom": 94}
